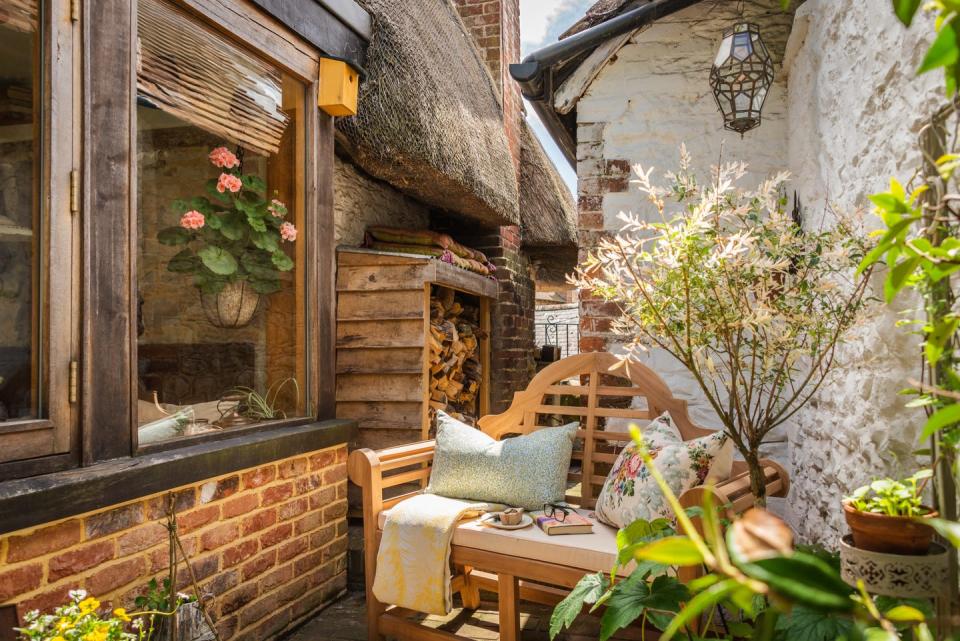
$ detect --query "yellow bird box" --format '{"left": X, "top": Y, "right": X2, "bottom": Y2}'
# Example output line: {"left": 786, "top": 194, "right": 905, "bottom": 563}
{"left": 318, "top": 58, "right": 359, "bottom": 117}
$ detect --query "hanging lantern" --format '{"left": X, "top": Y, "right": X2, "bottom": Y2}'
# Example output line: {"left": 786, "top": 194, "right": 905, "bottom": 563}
{"left": 709, "top": 22, "right": 774, "bottom": 135}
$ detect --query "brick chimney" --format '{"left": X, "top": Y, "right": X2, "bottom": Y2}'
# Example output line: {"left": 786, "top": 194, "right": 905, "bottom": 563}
{"left": 453, "top": 0, "right": 523, "bottom": 170}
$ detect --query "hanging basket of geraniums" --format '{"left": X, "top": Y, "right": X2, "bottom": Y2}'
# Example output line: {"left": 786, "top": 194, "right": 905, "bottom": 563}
{"left": 156, "top": 146, "right": 298, "bottom": 329}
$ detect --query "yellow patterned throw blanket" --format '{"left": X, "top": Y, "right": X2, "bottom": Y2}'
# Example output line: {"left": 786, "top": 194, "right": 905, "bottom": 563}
{"left": 373, "top": 494, "right": 500, "bottom": 615}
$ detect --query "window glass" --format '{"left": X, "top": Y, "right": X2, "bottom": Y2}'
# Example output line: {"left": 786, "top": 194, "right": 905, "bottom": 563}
{"left": 136, "top": 0, "right": 308, "bottom": 446}
{"left": 0, "top": 0, "right": 42, "bottom": 424}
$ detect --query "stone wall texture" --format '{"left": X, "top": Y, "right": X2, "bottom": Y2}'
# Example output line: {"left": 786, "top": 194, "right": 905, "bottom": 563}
{"left": 333, "top": 155, "right": 430, "bottom": 246}
{"left": 782, "top": 0, "right": 940, "bottom": 545}
{"left": 575, "top": 0, "right": 793, "bottom": 428}
{"left": 575, "top": 0, "right": 942, "bottom": 544}
{"left": 0, "top": 445, "right": 349, "bottom": 641}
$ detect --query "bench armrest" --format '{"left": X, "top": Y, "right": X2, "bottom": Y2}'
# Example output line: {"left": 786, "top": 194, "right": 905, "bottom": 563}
{"left": 679, "top": 458, "right": 790, "bottom": 517}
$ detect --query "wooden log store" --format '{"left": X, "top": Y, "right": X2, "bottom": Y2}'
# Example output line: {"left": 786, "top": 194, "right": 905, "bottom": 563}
{"left": 335, "top": 248, "right": 497, "bottom": 449}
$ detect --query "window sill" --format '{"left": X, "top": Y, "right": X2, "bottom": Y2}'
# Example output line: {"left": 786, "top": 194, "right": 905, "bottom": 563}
{"left": 0, "top": 419, "right": 356, "bottom": 535}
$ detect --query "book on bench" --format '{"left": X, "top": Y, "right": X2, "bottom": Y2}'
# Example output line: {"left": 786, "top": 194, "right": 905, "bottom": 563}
{"left": 534, "top": 510, "right": 594, "bottom": 535}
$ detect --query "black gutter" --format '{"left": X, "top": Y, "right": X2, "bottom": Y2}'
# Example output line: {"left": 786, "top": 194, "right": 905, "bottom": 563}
{"left": 511, "top": 0, "right": 702, "bottom": 167}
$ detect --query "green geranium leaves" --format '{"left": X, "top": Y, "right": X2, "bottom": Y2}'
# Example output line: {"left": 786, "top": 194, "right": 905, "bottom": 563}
{"left": 198, "top": 246, "right": 238, "bottom": 276}
{"left": 157, "top": 150, "right": 299, "bottom": 308}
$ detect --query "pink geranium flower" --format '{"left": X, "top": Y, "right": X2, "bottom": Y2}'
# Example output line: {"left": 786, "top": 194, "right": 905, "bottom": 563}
{"left": 208, "top": 146, "right": 240, "bottom": 169}
{"left": 216, "top": 173, "right": 243, "bottom": 194}
{"left": 180, "top": 210, "right": 205, "bottom": 230}
{"left": 280, "top": 222, "right": 297, "bottom": 242}
{"left": 268, "top": 199, "right": 286, "bottom": 218}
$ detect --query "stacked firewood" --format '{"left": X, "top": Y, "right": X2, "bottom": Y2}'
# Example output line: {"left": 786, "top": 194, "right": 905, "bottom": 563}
{"left": 428, "top": 287, "right": 484, "bottom": 428}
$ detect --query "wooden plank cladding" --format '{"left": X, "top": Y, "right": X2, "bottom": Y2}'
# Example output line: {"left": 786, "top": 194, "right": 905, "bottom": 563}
{"left": 336, "top": 248, "right": 496, "bottom": 449}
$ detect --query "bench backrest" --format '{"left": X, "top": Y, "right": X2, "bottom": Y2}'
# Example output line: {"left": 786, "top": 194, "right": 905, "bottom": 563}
{"left": 477, "top": 352, "right": 714, "bottom": 508}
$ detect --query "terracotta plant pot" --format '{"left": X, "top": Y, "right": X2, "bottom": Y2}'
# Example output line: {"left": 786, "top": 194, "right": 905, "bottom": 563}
{"left": 842, "top": 501, "right": 939, "bottom": 555}
{"left": 200, "top": 280, "right": 260, "bottom": 328}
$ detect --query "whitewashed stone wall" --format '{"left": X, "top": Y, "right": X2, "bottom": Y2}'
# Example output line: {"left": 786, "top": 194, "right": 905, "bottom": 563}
{"left": 575, "top": 0, "right": 795, "bottom": 458}
{"left": 576, "top": 0, "right": 944, "bottom": 544}
{"left": 333, "top": 155, "right": 430, "bottom": 246}
{"left": 782, "top": 0, "right": 940, "bottom": 545}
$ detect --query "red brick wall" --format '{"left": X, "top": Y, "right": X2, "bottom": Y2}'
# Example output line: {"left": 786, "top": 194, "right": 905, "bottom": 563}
{"left": 468, "top": 225, "right": 536, "bottom": 412}
{"left": 453, "top": 0, "right": 523, "bottom": 170}
{"left": 0, "top": 445, "right": 349, "bottom": 641}
{"left": 577, "top": 123, "right": 631, "bottom": 353}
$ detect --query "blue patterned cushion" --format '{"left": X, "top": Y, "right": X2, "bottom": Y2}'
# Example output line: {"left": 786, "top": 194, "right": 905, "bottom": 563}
{"left": 594, "top": 413, "right": 732, "bottom": 529}
{"left": 426, "top": 412, "right": 578, "bottom": 510}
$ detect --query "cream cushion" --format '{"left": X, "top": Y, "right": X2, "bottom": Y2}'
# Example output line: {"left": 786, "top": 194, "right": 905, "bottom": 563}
{"left": 379, "top": 506, "right": 632, "bottom": 577}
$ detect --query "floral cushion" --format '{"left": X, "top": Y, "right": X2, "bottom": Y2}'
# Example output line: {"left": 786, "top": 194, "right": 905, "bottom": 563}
{"left": 426, "top": 411, "right": 579, "bottom": 511}
{"left": 594, "top": 413, "right": 732, "bottom": 529}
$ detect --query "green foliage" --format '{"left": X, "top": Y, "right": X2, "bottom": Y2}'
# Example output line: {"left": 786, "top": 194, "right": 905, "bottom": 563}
{"left": 894, "top": 0, "right": 960, "bottom": 95}
{"left": 158, "top": 147, "right": 296, "bottom": 296}
{"left": 552, "top": 432, "right": 934, "bottom": 641}
{"left": 229, "top": 377, "right": 300, "bottom": 421}
{"left": 844, "top": 470, "right": 934, "bottom": 517}
{"left": 573, "top": 150, "right": 872, "bottom": 506}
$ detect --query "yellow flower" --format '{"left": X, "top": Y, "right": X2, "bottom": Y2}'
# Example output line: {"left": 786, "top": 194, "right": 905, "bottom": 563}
{"left": 78, "top": 597, "right": 100, "bottom": 614}
{"left": 51, "top": 636, "right": 66, "bottom": 641}
{"left": 83, "top": 630, "right": 107, "bottom": 641}
{"left": 113, "top": 608, "right": 131, "bottom": 623}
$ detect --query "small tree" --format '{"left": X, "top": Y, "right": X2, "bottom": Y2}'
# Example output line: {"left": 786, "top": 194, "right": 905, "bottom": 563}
{"left": 573, "top": 149, "right": 873, "bottom": 505}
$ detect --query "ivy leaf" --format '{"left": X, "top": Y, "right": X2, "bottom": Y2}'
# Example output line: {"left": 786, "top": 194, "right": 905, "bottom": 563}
{"left": 892, "top": 0, "right": 922, "bottom": 26}
{"left": 775, "top": 606, "right": 853, "bottom": 641}
{"left": 272, "top": 250, "right": 294, "bottom": 272}
{"left": 198, "top": 246, "right": 238, "bottom": 276}
{"left": 921, "top": 403, "right": 960, "bottom": 439}
{"left": 549, "top": 572, "right": 608, "bottom": 639}
{"left": 157, "top": 227, "right": 191, "bottom": 245}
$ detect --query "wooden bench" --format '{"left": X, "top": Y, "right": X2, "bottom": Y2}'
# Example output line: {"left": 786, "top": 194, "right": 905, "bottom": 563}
{"left": 347, "top": 352, "right": 789, "bottom": 641}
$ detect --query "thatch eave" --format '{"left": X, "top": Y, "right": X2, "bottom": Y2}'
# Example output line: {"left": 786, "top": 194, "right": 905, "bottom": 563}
{"left": 336, "top": 0, "right": 520, "bottom": 229}
{"left": 519, "top": 122, "right": 577, "bottom": 250}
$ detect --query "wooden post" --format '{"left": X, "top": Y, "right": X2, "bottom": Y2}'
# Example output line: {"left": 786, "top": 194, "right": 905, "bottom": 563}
{"left": 497, "top": 573, "right": 520, "bottom": 641}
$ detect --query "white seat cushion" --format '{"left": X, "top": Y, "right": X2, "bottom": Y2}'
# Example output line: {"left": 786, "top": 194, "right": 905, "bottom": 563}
{"left": 379, "top": 507, "right": 632, "bottom": 577}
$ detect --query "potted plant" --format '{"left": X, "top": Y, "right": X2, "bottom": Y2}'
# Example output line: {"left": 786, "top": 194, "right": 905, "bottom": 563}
{"left": 156, "top": 146, "right": 298, "bottom": 329}
{"left": 842, "top": 469, "right": 938, "bottom": 555}
{"left": 573, "top": 150, "right": 873, "bottom": 506}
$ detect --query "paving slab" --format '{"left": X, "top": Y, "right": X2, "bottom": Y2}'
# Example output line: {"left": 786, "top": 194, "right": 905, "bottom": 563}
{"left": 285, "top": 590, "right": 650, "bottom": 641}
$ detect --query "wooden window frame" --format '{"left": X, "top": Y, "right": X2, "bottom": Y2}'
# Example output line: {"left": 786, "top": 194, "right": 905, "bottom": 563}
{"left": 0, "top": 0, "right": 336, "bottom": 480}
{"left": 0, "top": 0, "right": 81, "bottom": 480}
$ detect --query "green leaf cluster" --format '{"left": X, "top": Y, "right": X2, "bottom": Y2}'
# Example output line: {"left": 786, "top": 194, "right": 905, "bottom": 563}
{"left": 844, "top": 470, "right": 934, "bottom": 517}
{"left": 156, "top": 163, "right": 296, "bottom": 296}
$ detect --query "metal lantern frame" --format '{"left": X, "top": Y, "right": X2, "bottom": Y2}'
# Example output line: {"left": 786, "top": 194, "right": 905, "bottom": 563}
{"left": 709, "top": 21, "right": 775, "bottom": 135}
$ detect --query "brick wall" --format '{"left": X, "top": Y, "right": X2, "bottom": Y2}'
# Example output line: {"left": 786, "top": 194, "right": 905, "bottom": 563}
{"left": 0, "top": 445, "right": 349, "bottom": 641}
{"left": 576, "top": 122, "right": 624, "bottom": 354}
{"left": 452, "top": 0, "right": 523, "bottom": 170}
{"left": 468, "top": 225, "right": 536, "bottom": 413}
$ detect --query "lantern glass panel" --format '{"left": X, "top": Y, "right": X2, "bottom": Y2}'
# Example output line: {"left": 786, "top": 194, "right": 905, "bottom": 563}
{"left": 714, "top": 35, "right": 732, "bottom": 66}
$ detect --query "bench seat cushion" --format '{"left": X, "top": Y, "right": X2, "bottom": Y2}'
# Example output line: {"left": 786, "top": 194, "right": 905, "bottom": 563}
{"left": 380, "top": 507, "right": 632, "bottom": 577}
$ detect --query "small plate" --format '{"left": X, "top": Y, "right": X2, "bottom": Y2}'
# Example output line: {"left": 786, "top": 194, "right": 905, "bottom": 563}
{"left": 479, "top": 512, "right": 534, "bottom": 530}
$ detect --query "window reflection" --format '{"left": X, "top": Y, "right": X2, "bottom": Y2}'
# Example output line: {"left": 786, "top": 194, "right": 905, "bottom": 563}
{"left": 136, "top": 0, "right": 308, "bottom": 445}
{"left": 0, "top": 0, "right": 41, "bottom": 423}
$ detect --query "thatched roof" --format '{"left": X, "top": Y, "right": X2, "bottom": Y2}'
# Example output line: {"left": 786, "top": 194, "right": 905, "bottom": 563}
{"left": 519, "top": 123, "right": 576, "bottom": 248}
{"left": 336, "top": 0, "right": 520, "bottom": 229}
